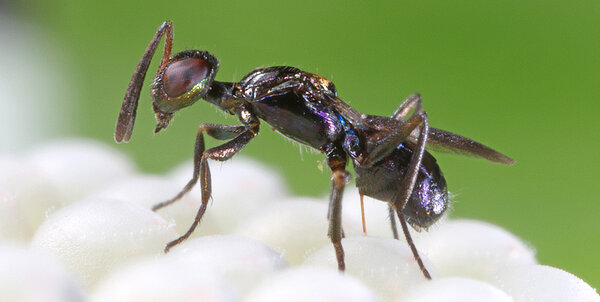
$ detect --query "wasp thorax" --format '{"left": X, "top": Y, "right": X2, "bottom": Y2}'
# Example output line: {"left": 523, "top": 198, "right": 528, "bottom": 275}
{"left": 163, "top": 57, "right": 210, "bottom": 98}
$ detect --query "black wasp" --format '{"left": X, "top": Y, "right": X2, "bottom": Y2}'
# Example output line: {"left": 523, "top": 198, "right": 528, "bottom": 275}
{"left": 115, "top": 21, "right": 514, "bottom": 279}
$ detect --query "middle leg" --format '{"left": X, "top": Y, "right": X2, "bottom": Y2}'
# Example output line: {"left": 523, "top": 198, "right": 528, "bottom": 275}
{"left": 326, "top": 150, "right": 350, "bottom": 271}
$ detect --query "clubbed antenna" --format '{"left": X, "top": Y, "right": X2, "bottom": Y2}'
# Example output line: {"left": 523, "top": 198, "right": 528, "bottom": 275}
{"left": 115, "top": 20, "right": 173, "bottom": 143}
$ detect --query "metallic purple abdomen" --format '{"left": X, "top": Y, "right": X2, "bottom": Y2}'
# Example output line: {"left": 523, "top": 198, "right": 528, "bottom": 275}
{"left": 354, "top": 144, "right": 448, "bottom": 229}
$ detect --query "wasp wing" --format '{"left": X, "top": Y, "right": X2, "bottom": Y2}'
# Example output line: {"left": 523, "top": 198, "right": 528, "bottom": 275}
{"left": 321, "top": 94, "right": 513, "bottom": 164}
{"left": 407, "top": 127, "right": 514, "bottom": 165}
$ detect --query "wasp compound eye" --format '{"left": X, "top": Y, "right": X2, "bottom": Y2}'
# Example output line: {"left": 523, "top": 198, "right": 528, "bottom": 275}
{"left": 151, "top": 50, "right": 219, "bottom": 115}
{"left": 164, "top": 57, "right": 210, "bottom": 98}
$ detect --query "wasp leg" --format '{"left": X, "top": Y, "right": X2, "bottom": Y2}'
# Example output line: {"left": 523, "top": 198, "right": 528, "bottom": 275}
{"left": 152, "top": 124, "right": 245, "bottom": 211}
{"left": 388, "top": 203, "right": 399, "bottom": 240}
{"left": 326, "top": 152, "right": 350, "bottom": 271}
{"left": 391, "top": 93, "right": 422, "bottom": 121}
{"left": 159, "top": 121, "right": 259, "bottom": 253}
{"left": 382, "top": 94, "right": 424, "bottom": 238}
{"left": 392, "top": 112, "right": 432, "bottom": 279}
{"left": 362, "top": 112, "right": 427, "bottom": 167}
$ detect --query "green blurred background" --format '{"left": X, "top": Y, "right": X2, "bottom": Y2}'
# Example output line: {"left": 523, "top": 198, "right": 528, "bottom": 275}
{"left": 9, "top": 0, "right": 599, "bottom": 286}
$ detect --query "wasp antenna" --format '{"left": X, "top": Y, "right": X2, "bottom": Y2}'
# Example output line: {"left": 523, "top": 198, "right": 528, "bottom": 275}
{"left": 115, "top": 20, "right": 174, "bottom": 143}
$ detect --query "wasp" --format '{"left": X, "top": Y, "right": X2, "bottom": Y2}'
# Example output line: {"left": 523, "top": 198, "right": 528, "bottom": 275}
{"left": 115, "top": 21, "right": 513, "bottom": 279}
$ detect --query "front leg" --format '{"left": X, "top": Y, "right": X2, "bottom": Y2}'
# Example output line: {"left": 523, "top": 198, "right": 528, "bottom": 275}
{"left": 326, "top": 150, "right": 350, "bottom": 271}
{"left": 151, "top": 123, "right": 251, "bottom": 211}
{"left": 158, "top": 108, "right": 260, "bottom": 253}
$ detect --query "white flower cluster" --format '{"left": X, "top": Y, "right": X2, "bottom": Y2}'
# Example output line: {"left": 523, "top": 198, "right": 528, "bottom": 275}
{"left": 0, "top": 139, "right": 598, "bottom": 302}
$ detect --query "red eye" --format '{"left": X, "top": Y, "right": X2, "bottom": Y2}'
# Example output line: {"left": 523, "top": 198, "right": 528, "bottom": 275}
{"left": 163, "top": 57, "right": 210, "bottom": 97}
